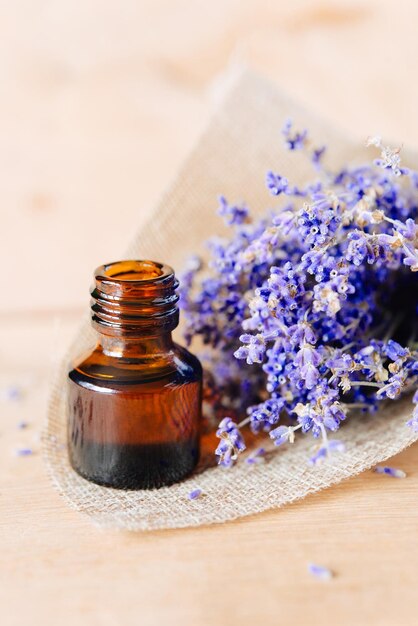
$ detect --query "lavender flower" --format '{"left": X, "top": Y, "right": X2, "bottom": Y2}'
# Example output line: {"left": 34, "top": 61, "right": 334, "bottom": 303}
{"left": 367, "top": 136, "right": 403, "bottom": 176}
{"left": 282, "top": 119, "right": 308, "bottom": 151}
{"left": 217, "top": 195, "right": 249, "bottom": 226}
{"left": 180, "top": 122, "right": 418, "bottom": 466}
{"left": 266, "top": 172, "right": 290, "bottom": 196}
{"left": 234, "top": 333, "right": 266, "bottom": 365}
{"left": 270, "top": 425, "right": 296, "bottom": 446}
{"left": 215, "top": 417, "right": 246, "bottom": 467}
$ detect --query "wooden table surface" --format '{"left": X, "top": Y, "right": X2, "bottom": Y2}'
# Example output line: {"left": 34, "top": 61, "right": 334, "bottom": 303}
{"left": 2, "top": 2, "right": 418, "bottom": 624}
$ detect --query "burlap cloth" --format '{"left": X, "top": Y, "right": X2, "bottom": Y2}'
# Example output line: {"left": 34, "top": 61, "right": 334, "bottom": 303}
{"left": 43, "top": 70, "right": 418, "bottom": 531}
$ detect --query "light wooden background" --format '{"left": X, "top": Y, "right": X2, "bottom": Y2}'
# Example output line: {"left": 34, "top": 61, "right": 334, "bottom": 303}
{"left": 1, "top": 2, "right": 418, "bottom": 625}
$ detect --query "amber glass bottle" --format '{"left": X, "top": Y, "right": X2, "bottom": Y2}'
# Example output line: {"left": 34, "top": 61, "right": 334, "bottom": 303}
{"left": 67, "top": 260, "right": 202, "bottom": 490}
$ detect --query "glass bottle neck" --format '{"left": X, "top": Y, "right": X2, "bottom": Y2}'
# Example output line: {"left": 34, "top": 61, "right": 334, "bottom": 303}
{"left": 99, "top": 332, "right": 174, "bottom": 358}
{"left": 90, "top": 260, "right": 180, "bottom": 355}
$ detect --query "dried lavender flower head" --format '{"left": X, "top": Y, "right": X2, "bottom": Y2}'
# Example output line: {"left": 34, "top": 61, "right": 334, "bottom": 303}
{"left": 180, "top": 121, "right": 418, "bottom": 466}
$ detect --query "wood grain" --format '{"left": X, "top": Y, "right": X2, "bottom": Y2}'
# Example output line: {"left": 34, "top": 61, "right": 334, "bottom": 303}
{"left": 1, "top": 1, "right": 418, "bottom": 624}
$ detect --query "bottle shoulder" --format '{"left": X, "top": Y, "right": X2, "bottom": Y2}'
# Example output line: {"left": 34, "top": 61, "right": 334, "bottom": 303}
{"left": 172, "top": 342, "right": 203, "bottom": 376}
{"left": 68, "top": 342, "right": 202, "bottom": 390}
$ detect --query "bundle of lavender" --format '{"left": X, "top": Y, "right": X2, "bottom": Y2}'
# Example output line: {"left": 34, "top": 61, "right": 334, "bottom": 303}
{"left": 180, "top": 123, "right": 418, "bottom": 467}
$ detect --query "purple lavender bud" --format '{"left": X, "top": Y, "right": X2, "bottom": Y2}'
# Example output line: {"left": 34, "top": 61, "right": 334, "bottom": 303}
{"left": 374, "top": 466, "right": 406, "bottom": 478}
{"left": 309, "top": 446, "right": 328, "bottom": 465}
{"left": 328, "top": 440, "right": 346, "bottom": 453}
{"left": 384, "top": 340, "right": 409, "bottom": 361}
{"left": 266, "top": 171, "right": 289, "bottom": 196}
{"left": 235, "top": 334, "right": 266, "bottom": 365}
{"left": 308, "top": 563, "right": 333, "bottom": 580}
{"left": 188, "top": 488, "right": 202, "bottom": 500}
{"left": 246, "top": 447, "right": 266, "bottom": 465}
{"left": 269, "top": 425, "right": 290, "bottom": 447}
{"left": 217, "top": 195, "right": 249, "bottom": 226}
{"left": 301, "top": 363, "right": 320, "bottom": 389}
{"left": 282, "top": 119, "right": 308, "bottom": 150}
{"left": 294, "top": 344, "right": 321, "bottom": 368}
{"left": 15, "top": 448, "right": 33, "bottom": 456}
{"left": 6, "top": 386, "right": 22, "bottom": 401}
{"left": 401, "top": 218, "right": 418, "bottom": 240}
{"left": 323, "top": 415, "right": 340, "bottom": 431}
{"left": 311, "top": 145, "right": 326, "bottom": 167}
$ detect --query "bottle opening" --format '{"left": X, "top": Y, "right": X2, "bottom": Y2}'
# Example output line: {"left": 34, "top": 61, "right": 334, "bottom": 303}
{"left": 99, "top": 260, "right": 170, "bottom": 282}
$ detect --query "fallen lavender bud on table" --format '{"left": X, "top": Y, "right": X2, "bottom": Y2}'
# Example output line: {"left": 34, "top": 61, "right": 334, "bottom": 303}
{"left": 180, "top": 121, "right": 418, "bottom": 466}
{"left": 15, "top": 448, "right": 33, "bottom": 457}
{"left": 308, "top": 563, "right": 334, "bottom": 581}
{"left": 374, "top": 465, "right": 407, "bottom": 478}
{"left": 0, "top": 386, "right": 23, "bottom": 402}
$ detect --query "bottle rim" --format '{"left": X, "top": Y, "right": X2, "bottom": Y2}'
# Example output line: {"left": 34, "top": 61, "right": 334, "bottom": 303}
{"left": 95, "top": 260, "right": 174, "bottom": 284}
